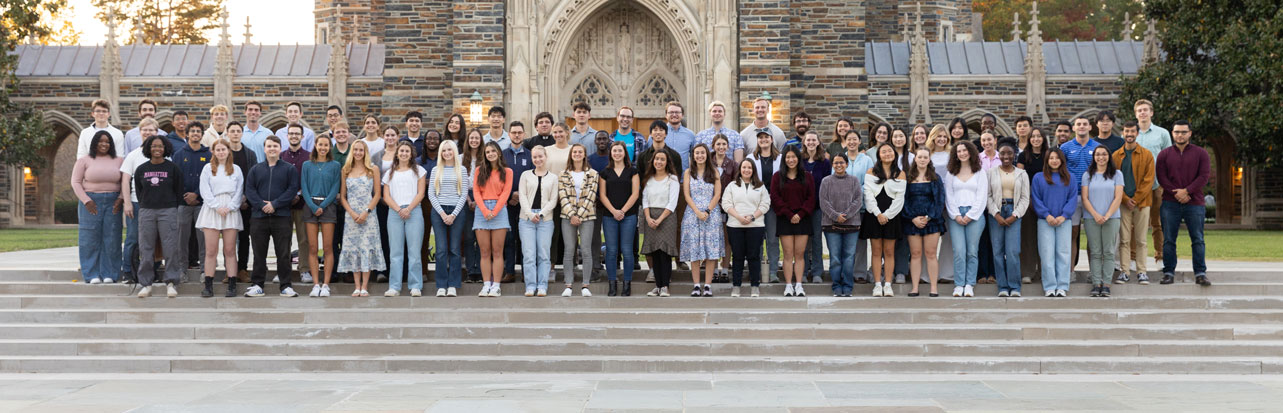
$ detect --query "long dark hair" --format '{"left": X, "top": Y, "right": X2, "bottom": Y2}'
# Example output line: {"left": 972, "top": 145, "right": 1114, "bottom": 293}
{"left": 946, "top": 140, "right": 981, "bottom": 176}
{"left": 476, "top": 141, "right": 508, "bottom": 184}
{"left": 1043, "top": 147, "right": 1071, "bottom": 185}
{"left": 947, "top": 117, "right": 970, "bottom": 143}
{"left": 459, "top": 129, "right": 483, "bottom": 170}
{"left": 1086, "top": 146, "right": 1117, "bottom": 180}
{"left": 780, "top": 146, "right": 805, "bottom": 181}
{"left": 606, "top": 141, "right": 632, "bottom": 170}
{"left": 870, "top": 122, "right": 892, "bottom": 148}
{"left": 871, "top": 143, "right": 902, "bottom": 184}
{"left": 689, "top": 143, "right": 717, "bottom": 184}
{"left": 907, "top": 147, "right": 940, "bottom": 183}
{"left": 642, "top": 150, "right": 678, "bottom": 183}
{"left": 444, "top": 114, "right": 467, "bottom": 145}
{"left": 735, "top": 159, "right": 764, "bottom": 189}
{"left": 88, "top": 130, "right": 116, "bottom": 159}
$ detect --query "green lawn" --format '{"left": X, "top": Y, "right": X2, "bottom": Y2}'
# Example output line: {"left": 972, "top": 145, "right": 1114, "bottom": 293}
{"left": 1, "top": 227, "right": 1280, "bottom": 262}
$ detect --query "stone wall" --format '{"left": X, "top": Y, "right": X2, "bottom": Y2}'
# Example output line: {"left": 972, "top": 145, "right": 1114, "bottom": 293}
{"left": 450, "top": 0, "right": 505, "bottom": 127}
{"left": 789, "top": 0, "right": 869, "bottom": 127}
{"left": 381, "top": 0, "right": 453, "bottom": 123}
{"left": 738, "top": 0, "right": 792, "bottom": 127}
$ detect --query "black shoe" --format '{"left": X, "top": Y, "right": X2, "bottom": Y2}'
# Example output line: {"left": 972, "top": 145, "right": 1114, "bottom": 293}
{"left": 608, "top": 281, "right": 618, "bottom": 297}
{"left": 622, "top": 282, "right": 632, "bottom": 297}
{"left": 938, "top": 278, "right": 954, "bottom": 284}
{"left": 928, "top": 292, "right": 939, "bottom": 297}
{"left": 702, "top": 285, "right": 713, "bottom": 297}
{"left": 854, "top": 278, "right": 869, "bottom": 285}
{"left": 1160, "top": 274, "right": 1175, "bottom": 284}
{"left": 907, "top": 292, "right": 920, "bottom": 297}
{"left": 1195, "top": 275, "right": 1211, "bottom": 286}
{"left": 1101, "top": 286, "right": 1111, "bottom": 297}
{"left": 1089, "top": 285, "right": 1101, "bottom": 297}
{"left": 691, "top": 286, "right": 702, "bottom": 297}
{"left": 225, "top": 281, "right": 237, "bottom": 297}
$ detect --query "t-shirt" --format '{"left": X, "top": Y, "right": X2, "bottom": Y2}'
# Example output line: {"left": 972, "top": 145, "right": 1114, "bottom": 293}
{"left": 119, "top": 148, "right": 151, "bottom": 203}
{"left": 602, "top": 166, "right": 638, "bottom": 216}
{"left": 614, "top": 130, "right": 638, "bottom": 162}
{"left": 133, "top": 160, "right": 184, "bottom": 209}
{"left": 1082, "top": 171, "right": 1124, "bottom": 219}
{"left": 382, "top": 165, "right": 427, "bottom": 207}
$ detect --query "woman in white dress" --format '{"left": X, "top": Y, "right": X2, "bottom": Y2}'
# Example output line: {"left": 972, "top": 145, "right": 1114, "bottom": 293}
{"left": 195, "top": 139, "right": 244, "bottom": 298}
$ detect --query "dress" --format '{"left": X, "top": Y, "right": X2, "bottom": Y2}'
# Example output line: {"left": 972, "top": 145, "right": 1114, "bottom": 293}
{"left": 194, "top": 164, "right": 244, "bottom": 231}
{"left": 336, "top": 175, "right": 387, "bottom": 273}
{"left": 861, "top": 187, "right": 904, "bottom": 239}
{"left": 679, "top": 176, "right": 724, "bottom": 261}
{"left": 902, "top": 181, "right": 948, "bottom": 235}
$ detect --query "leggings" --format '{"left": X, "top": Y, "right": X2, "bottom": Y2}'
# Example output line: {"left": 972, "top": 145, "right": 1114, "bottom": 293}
{"left": 648, "top": 250, "right": 673, "bottom": 288}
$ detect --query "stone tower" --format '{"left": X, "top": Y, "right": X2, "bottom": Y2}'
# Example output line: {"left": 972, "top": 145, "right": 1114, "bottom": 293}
{"left": 867, "top": 0, "right": 976, "bottom": 42}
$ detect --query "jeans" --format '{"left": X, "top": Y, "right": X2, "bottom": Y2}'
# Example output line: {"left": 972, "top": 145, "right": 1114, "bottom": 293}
{"left": 762, "top": 212, "right": 780, "bottom": 277}
{"left": 947, "top": 206, "right": 986, "bottom": 286}
{"left": 519, "top": 212, "right": 555, "bottom": 291}
{"left": 430, "top": 211, "right": 465, "bottom": 289}
{"left": 803, "top": 214, "right": 823, "bottom": 279}
{"left": 388, "top": 205, "right": 424, "bottom": 292}
{"left": 178, "top": 204, "right": 203, "bottom": 270}
{"left": 1085, "top": 217, "right": 1120, "bottom": 285}
{"left": 250, "top": 215, "right": 294, "bottom": 291}
{"left": 602, "top": 214, "right": 637, "bottom": 283}
{"left": 1037, "top": 218, "right": 1072, "bottom": 292}
{"left": 1118, "top": 204, "right": 1150, "bottom": 274}
{"left": 824, "top": 231, "right": 860, "bottom": 294}
{"left": 461, "top": 207, "right": 481, "bottom": 276}
{"left": 1161, "top": 202, "right": 1206, "bottom": 275}
{"left": 122, "top": 201, "right": 139, "bottom": 281}
{"left": 561, "top": 218, "right": 595, "bottom": 285}
{"left": 988, "top": 202, "right": 1022, "bottom": 293}
{"left": 78, "top": 192, "right": 122, "bottom": 281}
{"left": 504, "top": 204, "right": 522, "bottom": 276}
{"left": 728, "top": 226, "right": 765, "bottom": 287}
{"left": 138, "top": 207, "right": 182, "bottom": 286}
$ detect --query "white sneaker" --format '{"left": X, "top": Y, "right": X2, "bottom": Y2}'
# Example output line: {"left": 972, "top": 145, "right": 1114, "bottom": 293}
{"left": 280, "top": 287, "right": 299, "bottom": 297}
{"left": 89, "top": 278, "right": 102, "bottom": 285}
{"left": 137, "top": 286, "right": 152, "bottom": 298}
{"left": 524, "top": 288, "right": 535, "bottom": 297}
{"left": 562, "top": 287, "right": 573, "bottom": 297}
{"left": 489, "top": 288, "right": 502, "bottom": 297}
{"left": 436, "top": 288, "right": 447, "bottom": 297}
{"left": 410, "top": 289, "right": 422, "bottom": 297}
{"left": 536, "top": 289, "right": 547, "bottom": 297}
{"left": 581, "top": 287, "right": 592, "bottom": 297}
{"left": 794, "top": 284, "right": 806, "bottom": 297}
{"left": 963, "top": 285, "right": 974, "bottom": 297}
{"left": 659, "top": 287, "right": 670, "bottom": 297}
{"left": 320, "top": 285, "right": 331, "bottom": 297}
{"left": 309, "top": 285, "right": 321, "bottom": 297}
{"left": 272, "top": 275, "right": 280, "bottom": 283}
{"left": 882, "top": 282, "right": 894, "bottom": 297}
{"left": 1010, "top": 291, "right": 1022, "bottom": 297}
{"left": 166, "top": 283, "right": 178, "bottom": 298}
{"left": 244, "top": 285, "right": 264, "bottom": 297}
{"left": 102, "top": 278, "right": 114, "bottom": 284}
{"left": 731, "top": 286, "right": 741, "bottom": 297}
{"left": 872, "top": 283, "right": 883, "bottom": 297}
{"left": 646, "top": 270, "right": 655, "bottom": 282}
{"left": 750, "top": 287, "right": 760, "bottom": 297}
{"left": 447, "top": 287, "right": 457, "bottom": 297}
{"left": 300, "top": 272, "right": 313, "bottom": 283}
{"left": 478, "top": 286, "right": 490, "bottom": 297}
{"left": 998, "top": 290, "right": 1010, "bottom": 297}
{"left": 647, "top": 287, "right": 661, "bottom": 297}
{"left": 1045, "top": 290, "right": 1056, "bottom": 297}
{"left": 1021, "top": 276, "right": 1032, "bottom": 284}
{"left": 894, "top": 274, "right": 906, "bottom": 284}
{"left": 384, "top": 289, "right": 399, "bottom": 297}
{"left": 784, "top": 284, "right": 795, "bottom": 297}
{"left": 1056, "top": 289, "right": 1067, "bottom": 297}
{"left": 953, "top": 286, "right": 964, "bottom": 297}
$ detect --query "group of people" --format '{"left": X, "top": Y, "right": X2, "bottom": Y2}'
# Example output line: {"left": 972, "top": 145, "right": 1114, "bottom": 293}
{"left": 70, "top": 96, "right": 1211, "bottom": 299}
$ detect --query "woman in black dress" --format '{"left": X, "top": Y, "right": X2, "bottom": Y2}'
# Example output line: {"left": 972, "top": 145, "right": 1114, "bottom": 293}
{"left": 861, "top": 143, "right": 907, "bottom": 297}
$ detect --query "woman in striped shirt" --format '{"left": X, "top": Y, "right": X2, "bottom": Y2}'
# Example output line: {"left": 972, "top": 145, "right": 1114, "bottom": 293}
{"left": 427, "top": 140, "right": 471, "bottom": 297}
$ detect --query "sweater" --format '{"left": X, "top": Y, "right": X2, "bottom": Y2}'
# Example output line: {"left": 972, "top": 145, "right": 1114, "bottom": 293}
{"left": 721, "top": 180, "right": 771, "bottom": 228}
{"left": 245, "top": 160, "right": 301, "bottom": 218}
{"left": 518, "top": 169, "right": 560, "bottom": 222}
{"left": 198, "top": 164, "right": 244, "bottom": 210}
{"left": 1031, "top": 172, "right": 1079, "bottom": 220}
{"left": 71, "top": 155, "right": 124, "bottom": 203}
{"left": 172, "top": 144, "right": 211, "bottom": 201}
{"left": 769, "top": 171, "right": 816, "bottom": 218}
{"left": 133, "top": 160, "right": 184, "bottom": 210}
{"left": 472, "top": 167, "right": 514, "bottom": 217}
{"left": 427, "top": 165, "right": 471, "bottom": 217}
{"left": 986, "top": 166, "right": 1031, "bottom": 218}
{"left": 862, "top": 174, "right": 907, "bottom": 219}
{"left": 1156, "top": 143, "right": 1210, "bottom": 206}
{"left": 558, "top": 169, "right": 600, "bottom": 220}
{"left": 818, "top": 173, "right": 863, "bottom": 227}
{"left": 301, "top": 160, "right": 342, "bottom": 211}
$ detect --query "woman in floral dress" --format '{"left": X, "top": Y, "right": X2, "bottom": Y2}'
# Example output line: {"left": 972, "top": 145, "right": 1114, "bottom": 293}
{"left": 680, "top": 143, "right": 725, "bottom": 297}
{"left": 337, "top": 140, "right": 386, "bottom": 296}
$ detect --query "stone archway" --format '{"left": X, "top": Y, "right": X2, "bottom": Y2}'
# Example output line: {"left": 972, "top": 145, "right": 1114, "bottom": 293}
{"left": 957, "top": 109, "right": 1017, "bottom": 139}
{"left": 32, "top": 110, "right": 83, "bottom": 224}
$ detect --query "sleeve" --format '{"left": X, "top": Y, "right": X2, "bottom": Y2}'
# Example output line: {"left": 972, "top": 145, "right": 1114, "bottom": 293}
{"left": 320, "top": 164, "right": 341, "bottom": 209}
{"left": 1060, "top": 179, "right": 1079, "bottom": 219}
{"left": 986, "top": 170, "right": 1000, "bottom": 216}
{"left": 170, "top": 163, "right": 186, "bottom": 200}
{"left": 70, "top": 158, "right": 91, "bottom": 204}
{"left": 495, "top": 168, "right": 513, "bottom": 211}
{"left": 943, "top": 175, "right": 960, "bottom": 219}
{"left": 273, "top": 167, "right": 300, "bottom": 210}
{"left": 1136, "top": 155, "right": 1155, "bottom": 204}
{"left": 1155, "top": 151, "right": 1174, "bottom": 191}
{"left": 756, "top": 187, "right": 772, "bottom": 216}
{"left": 863, "top": 175, "right": 881, "bottom": 215}
{"left": 641, "top": 182, "right": 651, "bottom": 210}
{"left": 557, "top": 172, "right": 574, "bottom": 218}
{"left": 769, "top": 173, "right": 787, "bottom": 217}
{"left": 450, "top": 169, "right": 470, "bottom": 217}
{"left": 818, "top": 179, "right": 839, "bottom": 222}
{"left": 966, "top": 171, "right": 988, "bottom": 220}
{"left": 1031, "top": 177, "right": 1048, "bottom": 218}
{"left": 929, "top": 179, "right": 946, "bottom": 221}
{"left": 884, "top": 179, "right": 907, "bottom": 219}
{"left": 472, "top": 172, "right": 487, "bottom": 215}
{"left": 664, "top": 178, "right": 679, "bottom": 212}
{"left": 76, "top": 131, "right": 89, "bottom": 159}
{"left": 301, "top": 163, "right": 319, "bottom": 211}
{"left": 720, "top": 185, "right": 735, "bottom": 214}
{"left": 245, "top": 166, "right": 263, "bottom": 207}
{"left": 1013, "top": 170, "right": 1031, "bottom": 218}
{"left": 198, "top": 165, "right": 216, "bottom": 208}
{"left": 427, "top": 168, "right": 446, "bottom": 217}
{"left": 1188, "top": 150, "right": 1211, "bottom": 194}
{"left": 517, "top": 173, "right": 533, "bottom": 220}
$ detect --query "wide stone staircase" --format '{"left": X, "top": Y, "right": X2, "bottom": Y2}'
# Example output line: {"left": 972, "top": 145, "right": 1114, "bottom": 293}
{"left": 0, "top": 268, "right": 1280, "bottom": 374}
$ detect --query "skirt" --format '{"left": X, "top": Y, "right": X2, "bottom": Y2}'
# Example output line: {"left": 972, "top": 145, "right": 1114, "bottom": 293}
{"left": 860, "top": 211, "right": 904, "bottom": 239}
{"left": 472, "top": 199, "right": 510, "bottom": 230}
{"left": 775, "top": 213, "right": 814, "bottom": 236}
{"left": 194, "top": 194, "right": 243, "bottom": 231}
{"left": 639, "top": 207, "right": 680, "bottom": 256}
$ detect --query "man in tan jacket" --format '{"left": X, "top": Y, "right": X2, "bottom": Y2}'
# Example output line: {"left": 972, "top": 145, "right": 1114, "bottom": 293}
{"left": 1112, "top": 120, "right": 1155, "bottom": 285}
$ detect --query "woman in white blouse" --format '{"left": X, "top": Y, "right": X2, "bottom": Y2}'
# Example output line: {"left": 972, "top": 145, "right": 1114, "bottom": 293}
{"left": 195, "top": 139, "right": 243, "bottom": 297}
{"left": 517, "top": 146, "right": 559, "bottom": 297}
{"left": 944, "top": 140, "right": 989, "bottom": 297}
{"left": 862, "top": 143, "right": 907, "bottom": 297}
{"left": 721, "top": 159, "right": 771, "bottom": 298}
{"left": 639, "top": 151, "right": 681, "bottom": 298}
{"left": 381, "top": 141, "right": 428, "bottom": 297}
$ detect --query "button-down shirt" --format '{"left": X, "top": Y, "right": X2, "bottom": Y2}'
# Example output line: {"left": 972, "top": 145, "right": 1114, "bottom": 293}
{"left": 484, "top": 130, "right": 511, "bottom": 151}
{"left": 695, "top": 125, "right": 745, "bottom": 158}
{"left": 280, "top": 147, "right": 310, "bottom": 209}
{"left": 1156, "top": 143, "right": 1210, "bottom": 206}
{"left": 1059, "top": 138, "right": 1101, "bottom": 188}
{"left": 979, "top": 150, "right": 1002, "bottom": 171}
{"left": 569, "top": 125, "right": 598, "bottom": 149}
{"left": 241, "top": 123, "right": 274, "bottom": 164}
{"left": 1136, "top": 123, "right": 1172, "bottom": 189}
{"left": 77, "top": 124, "right": 125, "bottom": 158}
{"left": 274, "top": 126, "right": 317, "bottom": 152}
{"left": 664, "top": 124, "right": 696, "bottom": 169}
{"left": 123, "top": 127, "right": 144, "bottom": 155}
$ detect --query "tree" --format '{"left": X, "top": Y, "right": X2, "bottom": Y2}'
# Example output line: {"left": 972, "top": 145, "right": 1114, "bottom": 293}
{"left": 93, "top": 0, "right": 226, "bottom": 44}
{"left": 0, "top": 0, "right": 62, "bottom": 169}
{"left": 974, "top": 0, "right": 1145, "bottom": 41}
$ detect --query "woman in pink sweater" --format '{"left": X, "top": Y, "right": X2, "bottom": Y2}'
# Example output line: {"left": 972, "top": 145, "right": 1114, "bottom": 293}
{"left": 72, "top": 131, "right": 125, "bottom": 284}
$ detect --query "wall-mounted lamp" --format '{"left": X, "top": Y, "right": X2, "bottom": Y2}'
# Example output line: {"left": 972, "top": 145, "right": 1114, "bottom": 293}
{"left": 469, "top": 91, "right": 484, "bottom": 125}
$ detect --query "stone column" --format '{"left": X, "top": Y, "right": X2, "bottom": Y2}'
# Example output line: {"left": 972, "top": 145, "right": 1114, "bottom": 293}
{"left": 705, "top": 0, "right": 738, "bottom": 122}
{"left": 1023, "top": 2, "right": 1049, "bottom": 124}
{"left": 908, "top": 4, "right": 931, "bottom": 125}
{"left": 506, "top": 0, "right": 538, "bottom": 124}
{"left": 100, "top": 9, "right": 122, "bottom": 125}
{"left": 214, "top": 9, "right": 235, "bottom": 110}
{"left": 327, "top": 12, "right": 349, "bottom": 111}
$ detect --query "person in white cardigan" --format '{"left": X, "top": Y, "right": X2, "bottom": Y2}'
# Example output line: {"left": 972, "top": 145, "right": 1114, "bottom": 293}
{"left": 517, "top": 146, "right": 560, "bottom": 296}
{"left": 986, "top": 139, "right": 1031, "bottom": 297}
{"left": 721, "top": 159, "right": 772, "bottom": 297}
{"left": 944, "top": 141, "right": 989, "bottom": 297}
{"left": 862, "top": 143, "right": 907, "bottom": 297}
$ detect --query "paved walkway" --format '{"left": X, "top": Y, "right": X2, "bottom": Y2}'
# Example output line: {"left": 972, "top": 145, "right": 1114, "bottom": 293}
{"left": 0, "top": 373, "right": 1279, "bottom": 412}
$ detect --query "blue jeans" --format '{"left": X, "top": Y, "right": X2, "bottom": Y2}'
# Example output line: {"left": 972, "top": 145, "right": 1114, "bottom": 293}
{"left": 1038, "top": 218, "right": 1072, "bottom": 292}
{"left": 430, "top": 210, "right": 465, "bottom": 289}
{"left": 78, "top": 192, "right": 123, "bottom": 281}
{"left": 947, "top": 206, "right": 986, "bottom": 286}
{"left": 893, "top": 236, "right": 910, "bottom": 277}
{"left": 601, "top": 213, "right": 637, "bottom": 282}
{"left": 388, "top": 205, "right": 424, "bottom": 291}
{"left": 1161, "top": 201, "right": 1206, "bottom": 275}
{"left": 122, "top": 201, "right": 139, "bottom": 278}
{"left": 460, "top": 207, "right": 481, "bottom": 276}
{"left": 988, "top": 202, "right": 1022, "bottom": 293}
{"left": 519, "top": 212, "right": 555, "bottom": 291}
{"left": 803, "top": 214, "right": 824, "bottom": 278}
{"left": 824, "top": 231, "right": 860, "bottom": 294}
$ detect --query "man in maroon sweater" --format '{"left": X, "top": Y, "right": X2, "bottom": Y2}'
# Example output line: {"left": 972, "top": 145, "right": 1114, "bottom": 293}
{"left": 1154, "top": 120, "right": 1210, "bottom": 286}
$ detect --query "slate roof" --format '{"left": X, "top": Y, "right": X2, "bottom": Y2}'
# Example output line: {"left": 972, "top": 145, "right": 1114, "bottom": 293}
{"left": 865, "top": 41, "right": 1148, "bottom": 76}
{"left": 13, "top": 43, "right": 386, "bottom": 77}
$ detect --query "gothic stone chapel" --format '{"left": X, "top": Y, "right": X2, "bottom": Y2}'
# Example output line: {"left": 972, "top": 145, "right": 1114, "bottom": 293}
{"left": 3, "top": 0, "right": 1272, "bottom": 228}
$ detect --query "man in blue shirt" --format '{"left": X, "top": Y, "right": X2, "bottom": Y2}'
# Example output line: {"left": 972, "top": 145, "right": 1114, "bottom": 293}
{"left": 241, "top": 101, "right": 275, "bottom": 164}
{"left": 663, "top": 101, "right": 696, "bottom": 169}
{"left": 569, "top": 102, "right": 598, "bottom": 148}
{"left": 502, "top": 122, "right": 533, "bottom": 283}
{"left": 483, "top": 106, "right": 511, "bottom": 151}
{"left": 1133, "top": 99, "right": 1172, "bottom": 262}
{"left": 273, "top": 102, "right": 317, "bottom": 152}
{"left": 1060, "top": 115, "right": 1101, "bottom": 267}
{"left": 173, "top": 122, "right": 212, "bottom": 273}
{"left": 613, "top": 106, "right": 647, "bottom": 162}
{"left": 784, "top": 111, "right": 811, "bottom": 149}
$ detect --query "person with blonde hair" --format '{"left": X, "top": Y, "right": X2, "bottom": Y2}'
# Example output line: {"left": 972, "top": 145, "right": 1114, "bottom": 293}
{"left": 195, "top": 139, "right": 244, "bottom": 297}
{"left": 201, "top": 104, "right": 230, "bottom": 146}
{"left": 336, "top": 140, "right": 385, "bottom": 296}
{"left": 427, "top": 140, "right": 471, "bottom": 297}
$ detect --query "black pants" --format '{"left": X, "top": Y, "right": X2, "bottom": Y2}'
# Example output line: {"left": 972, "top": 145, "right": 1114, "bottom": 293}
{"left": 251, "top": 216, "right": 294, "bottom": 291}
{"left": 237, "top": 209, "right": 252, "bottom": 272}
{"left": 376, "top": 204, "right": 391, "bottom": 278}
{"left": 503, "top": 203, "right": 522, "bottom": 276}
{"left": 648, "top": 251, "right": 673, "bottom": 288}
{"left": 333, "top": 213, "right": 347, "bottom": 280}
{"left": 728, "top": 227, "right": 765, "bottom": 287}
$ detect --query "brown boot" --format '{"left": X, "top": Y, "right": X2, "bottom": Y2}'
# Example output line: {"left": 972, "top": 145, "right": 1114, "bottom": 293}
{"left": 501, "top": 273, "right": 516, "bottom": 283}
{"left": 238, "top": 270, "right": 251, "bottom": 283}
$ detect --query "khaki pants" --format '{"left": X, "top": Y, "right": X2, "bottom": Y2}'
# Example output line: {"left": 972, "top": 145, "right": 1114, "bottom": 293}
{"left": 1149, "top": 187, "right": 1163, "bottom": 259}
{"left": 1118, "top": 204, "right": 1150, "bottom": 274}
{"left": 291, "top": 208, "right": 311, "bottom": 275}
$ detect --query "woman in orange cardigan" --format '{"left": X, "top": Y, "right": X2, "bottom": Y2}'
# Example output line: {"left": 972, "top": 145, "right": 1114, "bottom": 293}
{"left": 472, "top": 141, "right": 514, "bottom": 297}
